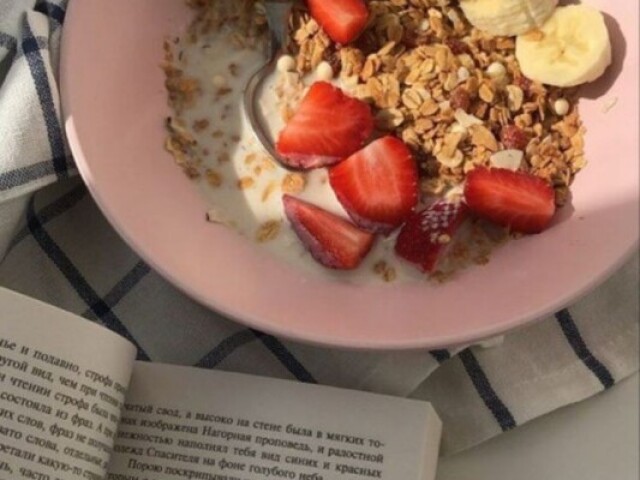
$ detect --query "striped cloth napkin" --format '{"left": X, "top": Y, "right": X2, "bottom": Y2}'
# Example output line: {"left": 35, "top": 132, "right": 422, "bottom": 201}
{"left": 0, "top": 0, "right": 638, "bottom": 455}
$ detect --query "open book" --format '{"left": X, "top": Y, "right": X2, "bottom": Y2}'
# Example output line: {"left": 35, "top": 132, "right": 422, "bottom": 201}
{"left": 0, "top": 287, "right": 441, "bottom": 480}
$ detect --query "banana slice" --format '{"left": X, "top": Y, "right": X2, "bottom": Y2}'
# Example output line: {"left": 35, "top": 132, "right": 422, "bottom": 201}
{"left": 460, "top": 0, "right": 558, "bottom": 37}
{"left": 516, "top": 5, "right": 612, "bottom": 87}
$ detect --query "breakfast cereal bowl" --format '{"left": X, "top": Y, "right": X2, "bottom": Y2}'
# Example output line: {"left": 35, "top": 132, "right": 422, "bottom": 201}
{"left": 60, "top": 0, "right": 638, "bottom": 349}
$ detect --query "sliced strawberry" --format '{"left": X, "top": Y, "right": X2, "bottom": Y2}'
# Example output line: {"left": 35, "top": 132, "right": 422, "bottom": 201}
{"left": 276, "top": 82, "right": 374, "bottom": 170}
{"left": 329, "top": 136, "right": 419, "bottom": 235}
{"left": 464, "top": 167, "right": 556, "bottom": 234}
{"left": 394, "top": 200, "right": 469, "bottom": 273}
{"left": 307, "top": 0, "right": 369, "bottom": 45}
{"left": 283, "top": 195, "right": 375, "bottom": 270}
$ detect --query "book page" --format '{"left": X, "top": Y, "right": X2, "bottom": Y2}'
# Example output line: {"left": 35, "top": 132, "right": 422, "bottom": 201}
{"left": 0, "top": 288, "right": 137, "bottom": 480}
{"left": 108, "top": 362, "right": 442, "bottom": 480}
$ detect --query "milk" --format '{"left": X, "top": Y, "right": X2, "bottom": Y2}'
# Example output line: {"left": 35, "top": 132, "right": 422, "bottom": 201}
{"left": 171, "top": 29, "right": 426, "bottom": 284}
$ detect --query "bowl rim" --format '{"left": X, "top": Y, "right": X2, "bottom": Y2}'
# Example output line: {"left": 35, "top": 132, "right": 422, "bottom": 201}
{"left": 59, "top": 0, "right": 640, "bottom": 350}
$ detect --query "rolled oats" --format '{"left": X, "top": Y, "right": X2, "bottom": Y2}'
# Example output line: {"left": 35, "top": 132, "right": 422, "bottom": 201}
{"left": 442, "top": 132, "right": 465, "bottom": 158}
{"left": 470, "top": 125, "right": 498, "bottom": 151}
{"left": 205, "top": 169, "right": 223, "bottom": 187}
{"left": 373, "top": 261, "right": 397, "bottom": 283}
{"left": 262, "top": 181, "right": 278, "bottom": 202}
{"left": 237, "top": 177, "right": 255, "bottom": 190}
{"left": 256, "top": 220, "right": 282, "bottom": 243}
{"left": 164, "top": 0, "right": 588, "bottom": 274}
{"left": 437, "top": 149, "right": 464, "bottom": 168}
{"left": 402, "top": 87, "right": 430, "bottom": 110}
{"left": 506, "top": 85, "right": 524, "bottom": 112}
{"left": 478, "top": 83, "right": 495, "bottom": 104}
{"left": 282, "top": 173, "right": 307, "bottom": 195}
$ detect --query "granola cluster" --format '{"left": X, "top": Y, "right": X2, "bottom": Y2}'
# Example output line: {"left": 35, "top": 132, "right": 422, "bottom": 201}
{"left": 286, "top": 0, "right": 586, "bottom": 206}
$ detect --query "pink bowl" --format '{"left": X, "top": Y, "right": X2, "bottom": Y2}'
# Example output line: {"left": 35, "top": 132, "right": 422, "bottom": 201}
{"left": 61, "top": 0, "right": 639, "bottom": 349}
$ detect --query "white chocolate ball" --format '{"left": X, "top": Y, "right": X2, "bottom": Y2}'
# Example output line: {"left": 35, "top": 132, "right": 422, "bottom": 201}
{"left": 276, "top": 55, "right": 296, "bottom": 73}
{"left": 486, "top": 62, "right": 507, "bottom": 79}
{"left": 554, "top": 98, "right": 570, "bottom": 116}
{"left": 315, "top": 61, "right": 334, "bottom": 81}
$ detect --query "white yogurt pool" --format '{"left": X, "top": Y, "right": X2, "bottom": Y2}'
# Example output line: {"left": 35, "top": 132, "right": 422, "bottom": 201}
{"left": 166, "top": 24, "right": 484, "bottom": 284}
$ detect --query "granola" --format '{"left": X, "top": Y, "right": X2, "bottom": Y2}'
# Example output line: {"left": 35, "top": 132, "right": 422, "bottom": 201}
{"left": 161, "top": 0, "right": 596, "bottom": 281}
{"left": 285, "top": 0, "right": 586, "bottom": 208}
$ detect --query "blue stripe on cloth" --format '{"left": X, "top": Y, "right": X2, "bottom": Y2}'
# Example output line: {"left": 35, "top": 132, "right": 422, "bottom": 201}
{"left": 83, "top": 261, "right": 151, "bottom": 321}
{"left": 21, "top": 35, "right": 49, "bottom": 51}
{"left": 21, "top": 20, "right": 68, "bottom": 179}
{"left": 430, "top": 349, "right": 451, "bottom": 363}
{"left": 0, "top": 160, "right": 62, "bottom": 192}
{"left": 0, "top": 34, "right": 17, "bottom": 85}
{"left": 0, "top": 32, "right": 17, "bottom": 50}
{"left": 12, "top": 37, "right": 50, "bottom": 62}
{"left": 34, "top": 0, "right": 67, "bottom": 25}
{"left": 26, "top": 198, "right": 150, "bottom": 361}
{"left": 195, "top": 330, "right": 260, "bottom": 369}
{"left": 556, "top": 309, "right": 615, "bottom": 389}
{"left": 459, "top": 349, "right": 517, "bottom": 431}
{"left": 196, "top": 329, "right": 317, "bottom": 383}
{"left": 9, "top": 183, "right": 86, "bottom": 250}
{"left": 251, "top": 330, "right": 317, "bottom": 384}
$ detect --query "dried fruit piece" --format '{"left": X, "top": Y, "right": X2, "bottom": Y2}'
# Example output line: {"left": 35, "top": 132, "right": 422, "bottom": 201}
{"left": 446, "top": 38, "right": 470, "bottom": 55}
{"left": 500, "top": 125, "right": 529, "bottom": 150}
{"left": 450, "top": 87, "right": 471, "bottom": 112}
{"left": 514, "top": 74, "right": 533, "bottom": 93}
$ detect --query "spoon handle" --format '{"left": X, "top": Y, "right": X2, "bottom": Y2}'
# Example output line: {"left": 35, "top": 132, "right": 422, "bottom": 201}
{"left": 242, "top": 0, "right": 299, "bottom": 171}
{"left": 264, "top": 0, "right": 295, "bottom": 58}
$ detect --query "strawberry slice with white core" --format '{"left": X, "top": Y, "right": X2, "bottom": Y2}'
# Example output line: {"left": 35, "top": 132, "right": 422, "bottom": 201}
{"left": 283, "top": 195, "right": 375, "bottom": 270}
{"left": 307, "top": 0, "right": 369, "bottom": 45}
{"left": 464, "top": 167, "right": 556, "bottom": 234}
{"left": 276, "top": 82, "right": 374, "bottom": 170}
{"left": 394, "top": 200, "right": 469, "bottom": 273}
{"left": 329, "top": 136, "right": 419, "bottom": 235}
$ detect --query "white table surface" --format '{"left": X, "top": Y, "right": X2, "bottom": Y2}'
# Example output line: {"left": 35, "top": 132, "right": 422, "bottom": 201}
{"left": 437, "top": 373, "right": 639, "bottom": 479}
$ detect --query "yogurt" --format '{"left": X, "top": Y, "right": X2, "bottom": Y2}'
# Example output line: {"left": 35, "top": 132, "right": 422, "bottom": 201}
{"left": 167, "top": 27, "right": 456, "bottom": 284}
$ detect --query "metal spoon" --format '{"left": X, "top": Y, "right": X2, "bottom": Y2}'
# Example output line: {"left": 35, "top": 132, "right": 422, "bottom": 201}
{"left": 243, "top": 0, "right": 295, "bottom": 169}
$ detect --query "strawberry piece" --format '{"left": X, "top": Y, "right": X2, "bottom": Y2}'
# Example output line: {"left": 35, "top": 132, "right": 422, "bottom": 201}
{"left": 307, "top": 0, "right": 369, "bottom": 45}
{"left": 329, "top": 136, "right": 419, "bottom": 235}
{"left": 276, "top": 82, "right": 374, "bottom": 170}
{"left": 394, "top": 200, "right": 469, "bottom": 273}
{"left": 283, "top": 195, "right": 375, "bottom": 270}
{"left": 464, "top": 167, "right": 556, "bottom": 234}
